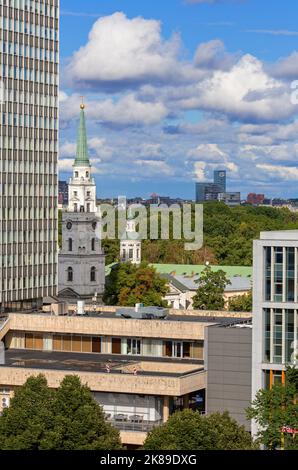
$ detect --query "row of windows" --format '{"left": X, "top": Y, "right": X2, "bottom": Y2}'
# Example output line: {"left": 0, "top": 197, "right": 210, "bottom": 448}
{"left": 2, "top": 113, "right": 57, "bottom": 130}
{"left": 1, "top": 18, "right": 58, "bottom": 41}
{"left": 1, "top": 208, "right": 56, "bottom": 223}
{"left": 7, "top": 0, "right": 58, "bottom": 18}
{"left": 2, "top": 89, "right": 57, "bottom": 106}
{"left": 72, "top": 203, "right": 93, "bottom": 213}
{"left": 2, "top": 185, "right": 56, "bottom": 197}
{"left": 2, "top": 274, "right": 56, "bottom": 291}
{"left": 67, "top": 238, "right": 97, "bottom": 252}
{"left": 265, "top": 246, "right": 296, "bottom": 302}
{"left": 2, "top": 42, "right": 58, "bottom": 62}
{"left": 2, "top": 229, "right": 56, "bottom": 244}
{"left": 1, "top": 160, "right": 57, "bottom": 174}
{"left": 2, "top": 184, "right": 57, "bottom": 197}
{"left": 1, "top": 138, "right": 58, "bottom": 152}
{"left": 67, "top": 267, "right": 97, "bottom": 283}
{"left": 1, "top": 65, "right": 58, "bottom": 85}
{"left": 18, "top": 332, "right": 203, "bottom": 360}
{"left": 264, "top": 308, "right": 297, "bottom": 364}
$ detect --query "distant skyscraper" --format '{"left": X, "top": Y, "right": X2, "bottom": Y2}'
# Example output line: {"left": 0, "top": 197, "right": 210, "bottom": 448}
{"left": 196, "top": 183, "right": 221, "bottom": 203}
{"left": 0, "top": 0, "right": 59, "bottom": 311}
{"left": 58, "top": 181, "right": 69, "bottom": 206}
{"left": 214, "top": 170, "right": 226, "bottom": 193}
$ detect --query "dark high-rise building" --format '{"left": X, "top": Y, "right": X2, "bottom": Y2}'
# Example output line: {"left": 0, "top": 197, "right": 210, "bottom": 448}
{"left": 214, "top": 170, "right": 226, "bottom": 193}
{"left": 0, "top": 0, "right": 59, "bottom": 311}
{"left": 58, "top": 181, "right": 69, "bottom": 206}
{"left": 196, "top": 183, "right": 221, "bottom": 203}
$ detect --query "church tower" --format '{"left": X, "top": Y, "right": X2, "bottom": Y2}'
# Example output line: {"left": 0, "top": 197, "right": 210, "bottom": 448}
{"left": 58, "top": 104, "right": 105, "bottom": 302}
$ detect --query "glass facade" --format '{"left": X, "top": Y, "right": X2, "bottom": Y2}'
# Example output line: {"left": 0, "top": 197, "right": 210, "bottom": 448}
{"left": 263, "top": 308, "right": 297, "bottom": 365}
{"left": 264, "top": 246, "right": 297, "bottom": 302}
{"left": 0, "top": 0, "right": 59, "bottom": 309}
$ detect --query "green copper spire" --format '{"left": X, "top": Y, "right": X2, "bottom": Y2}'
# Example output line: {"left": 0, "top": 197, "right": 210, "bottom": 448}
{"left": 74, "top": 104, "right": 90, "bottom": 166}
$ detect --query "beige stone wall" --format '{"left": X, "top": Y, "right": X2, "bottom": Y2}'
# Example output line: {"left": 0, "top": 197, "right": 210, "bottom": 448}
{"left": 0, "top": 366, "right": 206, "bottom": 396}
{"left": 8, "top": 313, "right": 212, "bottom": 341}
{"left": 168, "top": 308, "right": 252, "bottom": 318}
{"left": 120, "top": 430, "right": 147, "bottom": 446}
{"left": 117, "top": 361, "right": 201, "bottom": 374}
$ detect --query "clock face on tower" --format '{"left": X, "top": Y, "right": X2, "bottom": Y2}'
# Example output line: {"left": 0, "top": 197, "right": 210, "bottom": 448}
{"left": 66, "top": 221, "right": 72, "bottom": 230}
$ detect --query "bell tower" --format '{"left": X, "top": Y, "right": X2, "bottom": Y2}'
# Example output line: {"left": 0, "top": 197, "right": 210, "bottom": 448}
{"left": 58, "top": 104, "right": 105, "bottom": 302}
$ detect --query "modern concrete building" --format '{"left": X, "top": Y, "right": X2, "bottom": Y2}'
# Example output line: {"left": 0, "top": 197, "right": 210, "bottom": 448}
{"left": 252, "top": 230, "right": 298, "bottom": 436}
{"left": 58, "top": 105, "right": 105, "bottom": 302}
{"left": 0, "top": 305, "right": 251, "bottom": 446}
{"left": 0, "top": 0, "right": 59, "bottom": 312}
{"left": 206, "top": 322, "right": 252, "bottom": 430}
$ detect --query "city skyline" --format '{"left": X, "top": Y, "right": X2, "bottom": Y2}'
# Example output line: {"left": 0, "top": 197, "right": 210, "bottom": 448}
{"left": 59, "top": 0, "right": 298, "bottom": 199}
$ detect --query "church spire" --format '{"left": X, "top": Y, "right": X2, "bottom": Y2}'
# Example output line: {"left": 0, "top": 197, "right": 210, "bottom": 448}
{"left": 74, "top": 102, "right": 90, "bottom": 167}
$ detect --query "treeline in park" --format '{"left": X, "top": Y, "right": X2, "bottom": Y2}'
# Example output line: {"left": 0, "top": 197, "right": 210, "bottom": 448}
{"left": 59, "top": 202, "right": 298, "bottom": 266}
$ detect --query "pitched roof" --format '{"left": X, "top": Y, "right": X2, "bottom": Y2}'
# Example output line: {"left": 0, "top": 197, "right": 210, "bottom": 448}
{"left": 151, "top": 263, "right": 252, "bottom": 278}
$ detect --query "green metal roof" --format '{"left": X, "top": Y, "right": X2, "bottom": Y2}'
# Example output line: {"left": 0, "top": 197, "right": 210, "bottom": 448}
{"left": 74, "top": 106, "right": 90, "bottom": 167}
{"left": 150, "top": 264, "right": 252, "bottom": 278}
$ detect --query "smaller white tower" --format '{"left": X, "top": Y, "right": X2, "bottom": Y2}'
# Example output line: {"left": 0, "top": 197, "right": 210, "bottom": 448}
{"left": 120, "top": 211, "right": 141, "bottom": 265}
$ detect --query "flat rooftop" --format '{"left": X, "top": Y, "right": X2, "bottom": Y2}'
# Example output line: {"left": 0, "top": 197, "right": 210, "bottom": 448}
{"left": 260, "top": 230, "right": 298, "bottom": 241}
{"left": 16, "top": 310, "right": 251, "bottom": 326}
{"left": 2, "top": 349, "right": 204, "bottom": 377}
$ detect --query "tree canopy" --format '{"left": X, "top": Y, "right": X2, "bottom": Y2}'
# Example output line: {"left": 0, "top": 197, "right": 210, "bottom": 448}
{"left": 143, "top": 409, "right": 257, "bottom": 450}
{"left": 228, "top": 290, "right": 252, "bottom": 312}
{"left": 247, "top": 367, "right": 298, "bottom": 450}
{"left": 103, "top": 262, "right": 169, "bottom": 307}
{"left": 192, "top": 264, "right": 231, "bottom": 310}
{"left": 0, "top": 375, "right": 122, "bottom": 451}
{"left": 60, "top": 203, "right": 298, "bottom": 267}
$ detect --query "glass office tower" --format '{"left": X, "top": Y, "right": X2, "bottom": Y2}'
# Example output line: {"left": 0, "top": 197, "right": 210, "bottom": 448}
{"left": 0, "top": 0, "right": 59, "bottom": 311}
{"left": 213, "top": 170, "right": 226, "bottom": 193}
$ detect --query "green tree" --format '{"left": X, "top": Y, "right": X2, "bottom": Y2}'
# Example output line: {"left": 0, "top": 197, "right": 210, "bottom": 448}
{"left": 247, "top": 367, "right": 298, "bottom": 450}
{"left": 0, "top": 375, "right": 54, "bottom": 450}
{"left": 228, "top": 291, "right": 252, "bottom": 312}
{"left": 192, "top": 265, "right": 231, "bottom": 310}
{"left": 143, "top": 409, "right": 257, "bottom": 450}
{"left": 41, "top": 376, "right": 121, "bottom": 450}
{"left": 0, "top": 375, "right": 122, "bottom": 451}
{"left": 104, "top": 262, "right": 169, "bottom": 307}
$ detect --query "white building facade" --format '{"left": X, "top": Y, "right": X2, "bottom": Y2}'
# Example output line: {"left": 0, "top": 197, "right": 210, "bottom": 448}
{"left": 252, "top": 230, "right": 298, "bottom": 435}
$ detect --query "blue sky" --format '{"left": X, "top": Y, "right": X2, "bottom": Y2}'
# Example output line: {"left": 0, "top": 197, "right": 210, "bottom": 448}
{"left": 59, "top": 0, "right": 298, "bottom": 199}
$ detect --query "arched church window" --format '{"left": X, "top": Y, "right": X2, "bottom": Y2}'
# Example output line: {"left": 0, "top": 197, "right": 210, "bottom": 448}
{"left": 68, "top": 238, "right": 73, "bottom": 251}
{"left": 91, "top": 267, "right": 96, "bottom": 282}
{"left": 91, "top": 238, "right": 95, "bottom": 251}
{"left": 86, "top": 171, "right": 89, "bottom": 178}
{"left": 87, "top": 203, "right": 90, "bottom": 212}
{"left": 67, "top": 267, "right": 73, "bottom": 282}
{"left": 75, "top": 171, "right": 78, "bottom": 178}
